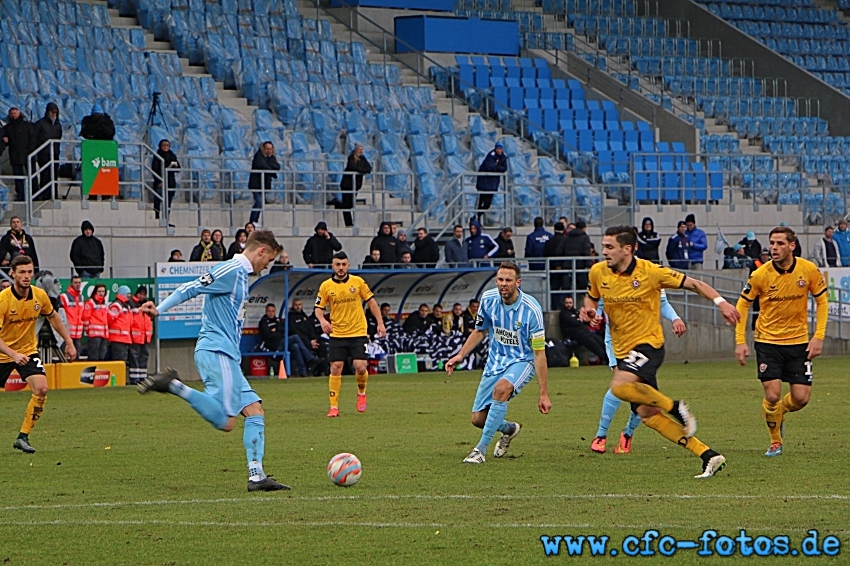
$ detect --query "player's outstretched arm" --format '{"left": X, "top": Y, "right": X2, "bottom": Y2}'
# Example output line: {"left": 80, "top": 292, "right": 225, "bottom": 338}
{"left": 808, "top": 291, "right": 829, "bottom": 359}
{"left": 140, "top": 301, "right": 159, "bottom": 317}
{"left": 734, "top": 296, "right": 751, "bottom": 365}
{"left": 314, "top": 307, "right": 332, "bottom": 335}
{"left": 446, "top": 330, "right": 485, "bottom": 375}
{"left": 682, "top": 276, "right": 741, "bottom": 325}
{"left": 533, "top": 348, "right": 551, "bottom": 414}
{"left": 46, "top": 310, "right": 76, "bottom": 361}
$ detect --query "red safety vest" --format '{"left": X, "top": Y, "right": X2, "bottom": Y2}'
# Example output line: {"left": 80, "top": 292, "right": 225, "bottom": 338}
{"left": 107, "top": 296, "right": 133, "bottom": 344}
{"left": 59, "top": 288, "right": 85, "bottom": 339}
{"left": 130, "top": 295, "right": 153, "bottom": 345}
{"left": 82, "top": 297, "right": 109, "bottom": 339}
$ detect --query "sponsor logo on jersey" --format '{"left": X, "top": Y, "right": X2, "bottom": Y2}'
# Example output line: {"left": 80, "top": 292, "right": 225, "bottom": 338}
{"left": 493, "top": 327, "right": 520, "bottom": 347}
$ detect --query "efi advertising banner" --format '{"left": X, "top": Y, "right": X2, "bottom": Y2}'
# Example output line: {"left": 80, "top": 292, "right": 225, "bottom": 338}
{"left": 81, "top": 140, "right": 119, "bottom": 196}
{"left": 240, "top": 267, "right": 497, "bottom": 354}
{"left": 813, "top": 267, "right": 850, "bottom": 320}
{"left": 156, "top": 262, "right": 216, "bottom": 340}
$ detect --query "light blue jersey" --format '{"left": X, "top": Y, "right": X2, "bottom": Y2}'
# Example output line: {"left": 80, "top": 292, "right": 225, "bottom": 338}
{"left": 600, "top": 290, "right": 680, "bottom": 367}
{"left": 475, "top": 288, "right": 546, "bottom": 375}
{"left": 158, "top": 254, "right": 251, "bottom": 361}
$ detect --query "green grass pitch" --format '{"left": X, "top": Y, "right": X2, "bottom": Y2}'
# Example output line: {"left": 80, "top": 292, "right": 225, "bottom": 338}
{"left": 0, "top": 358, "right": 848, "bottom": 565}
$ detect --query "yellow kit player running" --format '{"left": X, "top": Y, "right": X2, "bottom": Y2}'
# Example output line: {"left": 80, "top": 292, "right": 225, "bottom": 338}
{"left": 315, "top": 252, "right": 385, "bottom": 417}
{"left": 735, "top": 226, "right": 828, "bottom": 457}
{"left": 0, "top": 255, "right": 76, "bottom": 453}
{"left": 583, "top": 226, "right": 740, "bottom": 478}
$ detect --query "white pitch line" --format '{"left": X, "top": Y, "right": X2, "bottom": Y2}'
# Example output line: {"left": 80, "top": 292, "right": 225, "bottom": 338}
{"left": 1, "top": 493, "right": 848, "bottom": 513}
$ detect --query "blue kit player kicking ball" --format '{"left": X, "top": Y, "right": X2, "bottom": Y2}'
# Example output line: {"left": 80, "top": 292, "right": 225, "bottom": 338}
{"left": 446, "top": 261, "right": 551, "bottom": 464}
{"left": 137, "top": 230, "right": 290, "bottom": 492}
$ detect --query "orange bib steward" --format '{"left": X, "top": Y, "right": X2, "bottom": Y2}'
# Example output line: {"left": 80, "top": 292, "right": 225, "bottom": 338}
{"left": 59, "top": 287, "right": 85, "bottom": 340}
{"left": 107, "top": 296, "right": 133, "bottom": 344}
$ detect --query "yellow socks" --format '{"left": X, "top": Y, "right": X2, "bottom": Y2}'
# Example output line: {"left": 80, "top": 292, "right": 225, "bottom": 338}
{"left": 20, "top": 394, "right": 46, "bottom": 435}
{"left": 328, "top": 375, "right": 341, "bottom": 408}
{"left": 781, "top": 393, "right": 804, "bottom": 414}
{"left": 355, "top": 371, "right": 368, "bottom": 395}
{"left": 762, "top": 399, "right": 784, "bottom": 444}
{"left": 643, "top": 413, "right": 709, "bottom": 456}
{"left": 611, "top": 382, "right": 674, "bottom": 413}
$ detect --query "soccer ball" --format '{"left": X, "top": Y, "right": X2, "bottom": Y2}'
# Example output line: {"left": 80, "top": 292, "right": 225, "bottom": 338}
{"left": 327, "top": 453, "right": 362, "bottom": 487}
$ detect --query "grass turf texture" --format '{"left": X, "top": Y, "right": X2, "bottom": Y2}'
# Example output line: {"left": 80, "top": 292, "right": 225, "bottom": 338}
{"left": 0, "top": 359, "right": 847, "bottom": 565}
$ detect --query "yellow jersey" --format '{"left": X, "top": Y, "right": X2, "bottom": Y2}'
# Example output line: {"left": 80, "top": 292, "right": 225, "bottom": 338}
{"left": 315, "top": 274, "right": 373, "bottom": 338}
{"left": 736, "top": 257, "right": 828, "bottom": 345}
{"left": 0, "top": 285, "right": 54, "bottom": 362}
{"left": 587, "top": 257, "right": 686, "bottom": 358}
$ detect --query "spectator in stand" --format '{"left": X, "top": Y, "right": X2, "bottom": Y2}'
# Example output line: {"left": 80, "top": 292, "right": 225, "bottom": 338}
{"left": 302, "top": 221, "right": 342, "bottom": 268}
{"left": 399, "top": 251, "right": 415, "bottom": 268}
{"left": 289, "top": 299, "right": 321, "bottom": 356}
{"left": 666, "top": 221, "right": 690, "bottom": 270}
{"left": 494, "top": 227, "right": 515, "bottom": 259}
{"left": 412, "top": 227, "right": 440, "bottom": 267}
{"left": 369, "top": 222, "right": 398, "bottom": 265}
{"left": 2, "top": 108, "right": 35, "bottom": 201}
{"left": 168, "top": 249, "right": 184, "bottom": 262}
{"left": 151, "top": 139, "right": 180, "bottom": 222}
{"left": 211, "top": 230, "right": 227, "bottom": 261}
{"left": 812, "top": 225, "right": 840, "bottom": 268}
{"left": 461, "top": 299, "right": 479, "bottom": 339}
{"left": 70, "top": 220, "right": 105, "bottom": 278}
{"left": 259, "top": 304, "right": 317, "bottom": 377}
{"left": 82, "top": 283, "right": 109, "bottom": 361}
{"left": 189, "top": 229, "right": 223, "bottom": 262}
{"left": 128, "top": 286, "right": 153, "bottom": 385}
{"left": 558, "top": 296, "right": 608, "bottom": 364}
{"left": 683, "top": 213, "right": 707, "bottom": 269}
{"left": 556, "top": 220, "right": 593, "bottom": 291}
{"left": 59, "top": 276, "right": 85, "bottom": 353}
{"left": 737, "top": 231, "right": 762, "bottom": 266}
{"left": 525, "top": 216, "right": 552, "bottom": 271}
{"left": 0, "top": 280, "right": 9, "bottom": 290}
{"left": 332, "top": 144, "right": 372, "bottom": 227}
{"left": 362, "top": 249, "right": 382, "bottom": 269}
{"left": 33, "top": 102, "right": 62, "bottom": 198}
{"left": 248, "top": 141, "right": 280, "bottom": 225}
{"left": 425, "top": 304, "right": 443, "bottom": 334}
{"left": 227, "top": 229, "right": 248, "bottom": 260}
{"left": 558, "top": 216, "right": 569, "bottom": 229}
{"left": 396, "top": 229, "right": 412, "bottom": 260}
{"left": 0, "top": 216, "right": 39, "bottom": 273}
{"left": 442, "top": 302, "right": 465, "bottom": 336}
{"left": 833, "top": 219, "right": 850, "bottom": 266}
{"left": 245, "top": 222, "right": 256, "bottom": 235}
{"left": 466, "top": 218, "right": 498, "bottom": 265}
{"left": 636, "top": 217, "right": 661, "bottom": 263}
{"left": 269, "top": 251, "right": 291, "bottom": 274}
{"left": 475, "top": 141, "right": 508, "bottom": 216}
{"left": 107, "top": 285, "right": 133, "bottom": 365}
{"left": 444, "top": 224, "right": 469, "bottom": 268}
{"left": 79, "top": 104, "right": 115, "bottom": 141}
{"left": 543, "top": 221, "right": 567, "bottom": 309}
{"left": 403, "top": 303, "right": 430, "bottom": 335}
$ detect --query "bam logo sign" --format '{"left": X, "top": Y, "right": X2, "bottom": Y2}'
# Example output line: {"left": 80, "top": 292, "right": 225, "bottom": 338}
{"left": 82, "top": 140, "right": 119, "bottom": 197}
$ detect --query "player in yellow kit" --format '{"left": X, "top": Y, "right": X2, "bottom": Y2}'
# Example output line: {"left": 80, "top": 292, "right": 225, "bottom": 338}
{"left": 0, "top": 255, "right": 76, "bottom": 453}
{"left": 315, "top": 252, "right": 385, "bottom": 417}
{"left": 583, "top": 226, "right": 740, "bottom": 478}
{"left": 735, "top": 226, "right": 828, "bottom": 457}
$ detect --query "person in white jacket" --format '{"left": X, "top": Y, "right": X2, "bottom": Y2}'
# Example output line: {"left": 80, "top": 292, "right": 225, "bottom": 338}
{"left": 811, "top": 226, "right": 839, "bottom": 268}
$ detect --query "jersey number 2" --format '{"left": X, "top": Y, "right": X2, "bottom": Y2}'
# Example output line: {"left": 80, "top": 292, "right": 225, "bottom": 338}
{"left": 623, "top": 350, "right": 649, "bottom": 370}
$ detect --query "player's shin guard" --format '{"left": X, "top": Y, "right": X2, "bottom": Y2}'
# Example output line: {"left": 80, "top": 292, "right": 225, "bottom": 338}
{"left": 611, "top": 382, "right": 674, "bottom": 412}
{"left": 781, "top": 392, "right": 804, "bottom": 413}
{"left": 329, "top": 375, "right": 342, "bottom": 407}
{"left": 643, "top": 413, "right": 709, "bottom": 456}
{"left": 762, "top": 399, "right": 783, "bottom": 444}
{"left": 596, "top": 389, "right": 622, "bottom": 438}
{"left": 243, "top": 415, "right": 265, "bottom": 480}
{"left": 476, "top": 400, "right": 508, "bottom": 454}
{"left": 355, "top": 371, "right": 368, "bottom": 394}
{"left": 20, "top": 394, "right": 46, "bottom": 435}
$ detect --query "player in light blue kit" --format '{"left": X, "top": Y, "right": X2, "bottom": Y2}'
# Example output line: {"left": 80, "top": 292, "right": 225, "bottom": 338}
{"left": 446, "top": 262, "right": 551, "bottom": 464}
{"left": 137, "top": 230, "right": 288, "bottom": 492}
{"left": 590, "top": 290, "right": 686, "bottom": 454}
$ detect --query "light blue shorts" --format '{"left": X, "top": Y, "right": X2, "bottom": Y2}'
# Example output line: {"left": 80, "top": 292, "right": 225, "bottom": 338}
{"left": 472, "top": 360, "right": 535, "bottom": 413}
{"left": 195, "top": 349, "right": 261, "bottom": 417}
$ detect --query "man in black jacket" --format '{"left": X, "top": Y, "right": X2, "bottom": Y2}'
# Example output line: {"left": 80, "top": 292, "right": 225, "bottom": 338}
{"left": 248, "top": 141, "right": 280, "bottom": 225}
{"left": 543, "top": 221, "right": 566, "bottom": 308}
{"left": 33, "top": 102, "right": 62, "bottom": 199}
{"left": 412, "top": 227, "right": 439, "bottom": 267}
{"left": 3, "top": 108, "right": 35, "bottom": 201}
{"left": 556, "top": 220, "right": 593, "bottom": 291}
{"left": 369, "top": 222, "right": 398, "bottom": 264}
{"left": 461, "top": 299, "right": 479, "bottom": 339}
{"left": 259, "top": 304, "right": 317, "bottom": 377}
{"left": 558, "top": 296, "right": 608, "bottom": 364}
{"left": 69, "top": 220, "right": 105, "bottom": 278}
{"left": 493, "top": 227, "right": 515, "bottom": 259}
{"left": 0, "top": 216, "right": 39, "bottom": 273}
{"left": 302, "top": 221, "right": 342, "bottom": 268}
{"left": 402, "top": 304, "right": 431, "bottom": 335}
{"left": 79, "top": 104, "right": 115, "bottom": 141}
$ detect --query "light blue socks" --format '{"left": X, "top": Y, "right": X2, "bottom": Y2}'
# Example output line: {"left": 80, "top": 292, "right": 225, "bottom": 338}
{"left": 476, "top": 400, "right": 508, "bottom": 453}
{"left": 244, "top": 415, "right": 266, "bottom": 480}
{"left": 168, "top": 380, "right": 228, "bottom": 430}
{"left": 596, "top": 388, "right": 642, "bottom": 438}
